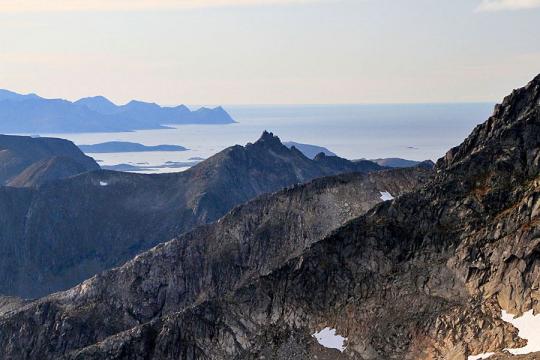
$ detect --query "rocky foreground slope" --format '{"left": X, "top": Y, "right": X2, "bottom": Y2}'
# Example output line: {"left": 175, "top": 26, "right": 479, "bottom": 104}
{"left": 126, "top": 76, "right": 539, "bottom": 359}
{"left": 0, "top": 165, "right": 431, "bottom": 359}
{"left": 0, "top": 131, "right": 390, "bottom": 298}
{"left": 3, "top": 74, "right": 539, "bottom": 359}
{"left": 1, "top": 74, "right": 537, "bottom": 359}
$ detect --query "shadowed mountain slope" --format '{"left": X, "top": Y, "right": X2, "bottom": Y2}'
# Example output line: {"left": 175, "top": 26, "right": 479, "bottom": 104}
{"left": 0, "top": 164, "right": 431, "bottom": 359}
{"left": 0, "top": 75, "right": 537, "bottom": 359}
{"left": 0, "top": 135, "right": 99, "bottom": 187}
{"left": 0, "top": 131, "right": 388, "bottom": 298}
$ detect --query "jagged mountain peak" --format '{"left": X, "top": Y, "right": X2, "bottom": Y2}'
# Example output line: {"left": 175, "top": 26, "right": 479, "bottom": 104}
{"left": 438, "top": 73, "right": 540, "bottom": 175}
{"left": 255, "top": 130, "right": 282, "bottom": 145}
{"left": 243, "top": 130, "right": 293, "bottom": 154}
{"left": 493, "top": 73, "right": 540, "bottom": 119}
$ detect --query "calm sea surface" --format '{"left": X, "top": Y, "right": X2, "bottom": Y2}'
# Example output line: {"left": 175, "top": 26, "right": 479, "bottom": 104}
{"left": 39, "top": 103, "right": 495, "bottom": 173}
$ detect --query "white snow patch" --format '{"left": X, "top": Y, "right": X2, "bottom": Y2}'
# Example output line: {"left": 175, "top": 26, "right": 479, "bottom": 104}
{"left": 502, "top": 309, "right": 540, "bottom": 355}
{"left": 380, "top": 191, "right": 394, "bottom": 201}
{"left": 468, "top": 353, "right": 495, "bottom": 360}
{"left": 467, "top": 309, "right": 540, "bottom": 359}
{"left": 99, "top": 181, "right": 108, "bottom": 187}
{"left": 312, "top": 327, "right": 347, "bottom": 352}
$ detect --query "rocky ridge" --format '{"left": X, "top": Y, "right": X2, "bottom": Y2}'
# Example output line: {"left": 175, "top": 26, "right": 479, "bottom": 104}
{"left": 0, "top": 165, "right": 432, "bottom": 359}
{"left": 0, "top": 74, "right": 536, "bottom": 359}
{"left": 0, "top": 131, "right": 389, "bottom": 298}
{"left": 2, "top": 75, "right": 537, "bottom": 359}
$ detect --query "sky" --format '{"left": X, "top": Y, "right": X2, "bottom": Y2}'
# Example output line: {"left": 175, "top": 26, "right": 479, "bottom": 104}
{"left": 0, "top": 0, "right": 539, "bottom": 105}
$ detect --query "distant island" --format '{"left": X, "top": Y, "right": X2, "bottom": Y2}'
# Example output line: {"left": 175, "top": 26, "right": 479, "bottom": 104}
{"left": 0, "top": 89, "right": 235, "bottom": 133}
{"left": 78, "top": 141, "right": 188, "bottom": 153}
{"left": 368, "top": 158, "right": 422, "bottom": 168}
{"left": 102, "top": 160, "right": 201, "bottom": 172}
{"left": 283, "top": 141, "right": 337, "bottom": 159}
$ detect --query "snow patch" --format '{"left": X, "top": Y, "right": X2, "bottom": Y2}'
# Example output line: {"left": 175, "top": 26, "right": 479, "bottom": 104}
{"left": 468, "top": 309, "right": 540, "bottom": 359}
{"left": 468, "top": 353, "right": 495, "bottom": 360}
{"left": 312, "top": 327, "right": 347, "bottom": 352}
{"left": 380, "top": 191, "right": 394, "bottom": 201}
{"left": 502, "top": 309, "right": 540, "bottom": 355}
{"left": 99, "top": 181, "right": 108, "bottom": 187}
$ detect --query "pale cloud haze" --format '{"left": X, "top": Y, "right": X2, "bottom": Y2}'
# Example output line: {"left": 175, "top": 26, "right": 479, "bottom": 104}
{"left": 0, "top": 0, "right": 539, "bottom": 105}
{"left": 477, "top": 0, "right": 540, "bottom": 11}
{"left": 0, "top": 0, "right": 327, "bottom": 12}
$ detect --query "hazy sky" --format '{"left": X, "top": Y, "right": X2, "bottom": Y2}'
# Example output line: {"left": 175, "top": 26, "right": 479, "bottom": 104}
{"left": 0, "top": 0, "right": 539, "bottom": 105}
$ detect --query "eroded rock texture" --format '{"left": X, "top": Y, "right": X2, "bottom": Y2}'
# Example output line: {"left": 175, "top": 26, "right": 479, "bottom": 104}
{"left": 0, "top": 165, "right": 430, "bottom": 359}
{"left": 1, "top": 75, "right": 539, "bottom": 359}
{"left": 0, "top": 131, "right": 389, "bottom": 298}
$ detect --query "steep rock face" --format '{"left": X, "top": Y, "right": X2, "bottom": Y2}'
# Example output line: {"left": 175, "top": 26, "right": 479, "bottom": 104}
{"left": 148, "top": 75, "right": 539, "bottom": 359}
{"left": 0, "top": 135, "right": 99, "bottom": 186}
{"left": 0, "top": 132, "right": 387, "bottom": 298}
{"left": 0, "top": 166, "right": 432, "bottom": 359}
{"left": 7, "top": 75, "right": 538, "bottom": 359}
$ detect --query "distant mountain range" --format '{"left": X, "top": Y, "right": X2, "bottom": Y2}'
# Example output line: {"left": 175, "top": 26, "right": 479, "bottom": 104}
{"left": 0, "top": 90, "right": 235, "bottom": 133}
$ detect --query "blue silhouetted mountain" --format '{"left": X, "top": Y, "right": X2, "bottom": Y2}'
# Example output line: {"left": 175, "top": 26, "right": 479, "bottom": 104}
{"left": 78, "top": 141, "right": 188, "bottom": 153}
{"left": 0, "top": 90, "right": 236, "bottom": 133}
{"left": 74, "top": 96, "right": 119, "bottom": 114}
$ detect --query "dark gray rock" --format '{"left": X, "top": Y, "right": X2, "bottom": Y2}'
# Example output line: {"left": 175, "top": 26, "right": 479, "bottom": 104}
{"left": 0, "top": 74, "right": 536, "bottom": 359}
{"left": 0, "top": 166, "right": 430, "bottom": 359}
{"left": 0, "top": 131, "right": 388, "bottom": 298}
{"left": 2, "top": 75, "right": 538, "bottom": 359}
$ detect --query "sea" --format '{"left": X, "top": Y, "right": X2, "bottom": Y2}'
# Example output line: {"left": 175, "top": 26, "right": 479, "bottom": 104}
{"left": 38, "top": 103, "right": 495, "bottom": 173}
